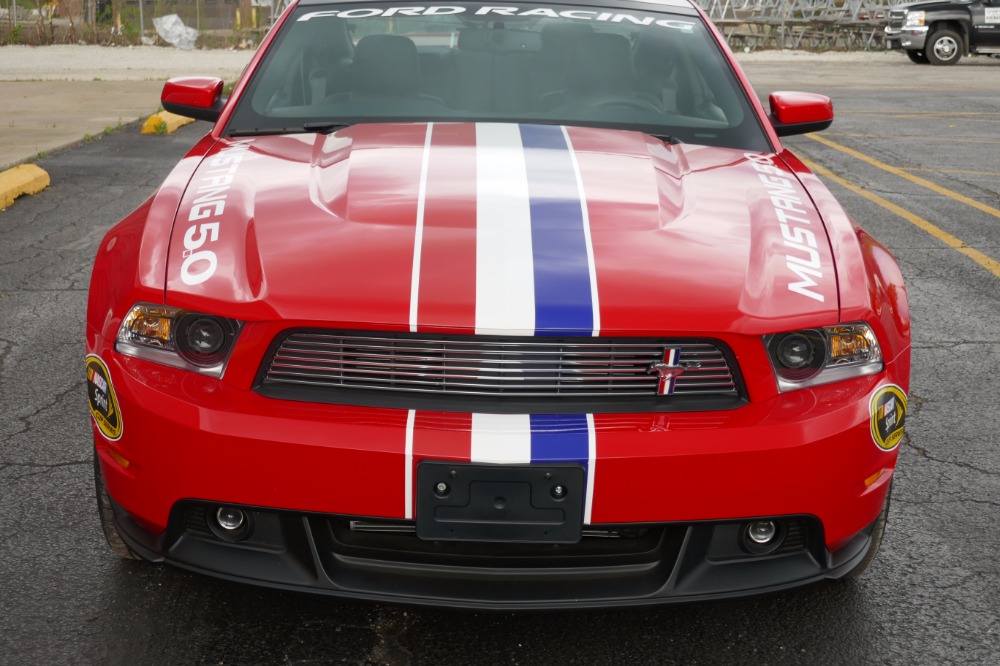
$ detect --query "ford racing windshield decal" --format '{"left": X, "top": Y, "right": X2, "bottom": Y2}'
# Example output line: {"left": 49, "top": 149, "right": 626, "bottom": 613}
{"left": 298, "top": 5, "right": 696, "bottom": 30}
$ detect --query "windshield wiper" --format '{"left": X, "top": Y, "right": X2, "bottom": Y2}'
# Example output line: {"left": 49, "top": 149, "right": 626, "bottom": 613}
{"left": 646, "top": 132, "right": 681, "bottom": 145}
{"left": 227, "top": 127, "right": 298, "bottom": 137}
{"left": 302, "top": 122, "right": 352, "bottom": 134}
{"left": 226, "top": 122, "right": 352, "bottom": 138}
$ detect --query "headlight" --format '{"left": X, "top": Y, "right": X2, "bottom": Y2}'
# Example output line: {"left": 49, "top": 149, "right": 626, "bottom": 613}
{"left": 764, "top": 323, "right": 883, "bottom": 391}
{"left": 904, "top": 11, "right": 925, "bottom": 27}
{"left": 116, "top": 303, "right": 242, "bottom": 377}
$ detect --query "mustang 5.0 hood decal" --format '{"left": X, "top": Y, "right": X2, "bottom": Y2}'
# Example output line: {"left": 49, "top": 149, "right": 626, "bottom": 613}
{"left": 165, "top": 123, "right": 838, "bottom": 334}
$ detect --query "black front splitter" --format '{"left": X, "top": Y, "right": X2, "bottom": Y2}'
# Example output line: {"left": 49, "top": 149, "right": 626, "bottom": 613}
{"left": 109, "top": 498, "right": 875, "bottom": 611}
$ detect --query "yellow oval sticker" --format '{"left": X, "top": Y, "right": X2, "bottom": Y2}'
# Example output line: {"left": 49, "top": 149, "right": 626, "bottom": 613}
{"left": 869, "top": 384, "right": 906, "bottom": 451}
{"left": 86, "top": 355, "right": 123, "bottom": 441}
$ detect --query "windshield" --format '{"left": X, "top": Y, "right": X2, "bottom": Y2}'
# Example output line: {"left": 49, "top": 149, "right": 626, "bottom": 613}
{"left": 226, "top": 1, "right": 770, "bottom": 151}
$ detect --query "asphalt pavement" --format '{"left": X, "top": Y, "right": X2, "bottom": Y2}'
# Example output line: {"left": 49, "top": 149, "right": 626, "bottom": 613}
{"left": 0, "top": 54, "right": 998, "bottom": 665}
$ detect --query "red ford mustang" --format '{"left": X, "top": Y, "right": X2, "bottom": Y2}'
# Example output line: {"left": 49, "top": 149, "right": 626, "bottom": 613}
{"left": 87, "top": 0, "right": 910, "bottom": 608}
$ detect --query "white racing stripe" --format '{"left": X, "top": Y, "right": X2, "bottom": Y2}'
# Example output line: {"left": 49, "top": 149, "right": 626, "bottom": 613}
{"left": 562, "top": 126, "right": 601, "bottom": 336}
{"left": 475, "top": 123, "right": 535, "bottom": 335}
{"left": 404, "top": 409, "right": 415, "bottom": 519}
{"left": 470, "top": 413, "right": 532, "bottom": 463}
{"left": 585, "top": 413, "right": 596, "bottom": 524}
{"left": 409, "top": 123, "right": 434, "bottom": 333}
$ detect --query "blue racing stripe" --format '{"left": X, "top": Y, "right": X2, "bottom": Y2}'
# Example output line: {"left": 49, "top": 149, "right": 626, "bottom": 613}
{"left": 529, "top": 413, "right": 590, "bottom": 465}
{"left": 519, "top": 124, "right": 594, "bottom": 336}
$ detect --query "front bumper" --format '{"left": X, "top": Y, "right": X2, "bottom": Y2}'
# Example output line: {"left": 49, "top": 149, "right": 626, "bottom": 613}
{"left": 93, "top": 341, "right": 901, "bottom": 606}
{"left": 885, "top": 26, "right": 929, "bottom": 50}
{"left": 109, "top": 496, "right": 879, "bottom": 609}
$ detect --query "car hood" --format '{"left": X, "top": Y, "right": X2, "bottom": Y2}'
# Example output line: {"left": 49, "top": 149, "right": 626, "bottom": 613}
{"left": 892, "top": 0, "right": 969, "bottom": 10}
{"left": 165, "top": 123, "right": 838, "bottom": 335}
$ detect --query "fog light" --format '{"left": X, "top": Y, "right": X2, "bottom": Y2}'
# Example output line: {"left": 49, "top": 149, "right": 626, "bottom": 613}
{"left": 747, "top": 520, "right": 777, "bottom": 544}
{"left": 216, "top": 507, "right": 245, "bottom": 531}
{"left": 742, "top": 520, "right": 784, "bottom": 555}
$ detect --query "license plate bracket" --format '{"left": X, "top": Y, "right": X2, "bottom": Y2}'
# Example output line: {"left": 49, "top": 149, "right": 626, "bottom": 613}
{"left": 415, "top": 462, "right": 585, "bottom": 543}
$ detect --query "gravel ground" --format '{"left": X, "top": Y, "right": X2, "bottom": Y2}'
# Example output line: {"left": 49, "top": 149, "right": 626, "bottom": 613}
{"left": 0, "top": 43, "right": 923, "bottom": 82}
{"left": 0, "top": 45, "right": 257, "bottom": 81}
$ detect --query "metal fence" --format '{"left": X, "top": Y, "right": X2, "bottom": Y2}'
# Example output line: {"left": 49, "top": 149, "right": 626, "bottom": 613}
{"left": 1, "top": 0, "right": 901, "bottom": 49}
{"left": 698, "top": 0, "right": 901, "bottom": 51}
{"left": 0, "top": 0, "right": 280, "bottom": 44}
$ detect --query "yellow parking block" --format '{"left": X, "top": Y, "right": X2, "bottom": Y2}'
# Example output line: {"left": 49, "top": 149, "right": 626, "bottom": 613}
{"left": 141, "top": 111, "right": 196, "bottom": 135}
{"left": 0, "top": 164, "right": 50, "bottom": 211}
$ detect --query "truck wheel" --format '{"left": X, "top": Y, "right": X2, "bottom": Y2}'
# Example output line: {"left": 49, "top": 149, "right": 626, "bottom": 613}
{"left": 926, "top": 29, "right": 962, "bottom": 66}
{"left": 906, "top": 50, "right": 929, "bottom": 64}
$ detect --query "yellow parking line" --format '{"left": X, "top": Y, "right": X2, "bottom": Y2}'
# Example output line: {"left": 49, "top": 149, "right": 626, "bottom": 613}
{"left": 801, "top": 158, "right": 1000, "bottom": 279}
{"left": 901, "top": 167, "right": 1000, "bottom": 178}
{"left": 836, "top": 111, "right": 1000, "bottom": 118}
{"left": 821, "top": 132, "right": 1000, "bottom": 145}
{"left": 806, "top": 133, "right": 1000, "bottom": 222}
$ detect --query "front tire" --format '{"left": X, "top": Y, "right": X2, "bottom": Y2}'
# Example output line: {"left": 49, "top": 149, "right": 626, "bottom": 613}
{"left": 926, "top": 29, "right": 963, "bottom": 66}
{"left": 906, "top": 50, "right": 929, "bottom": 64}
{"left": 842, "top": 483, "right": 892, "bottom": 579}
{"left": 94, "top": 449, "right": 141, "bottom": 560}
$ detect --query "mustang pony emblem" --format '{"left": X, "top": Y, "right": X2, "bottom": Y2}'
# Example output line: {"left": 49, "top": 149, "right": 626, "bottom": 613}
{"left": 648, "top": 348, "right": 693, "bottom": 395}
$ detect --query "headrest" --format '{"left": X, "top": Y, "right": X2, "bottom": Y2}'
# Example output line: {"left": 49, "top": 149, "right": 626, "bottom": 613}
{"left": 568, "top": 33, "right": 633, "bottom": 96}
{"left": 540, "top": 21, "right": 595, "bottom": 64}
{"left": 352, "top": 35, "right": 420, "bottom": 96}
{"left": 632, "top": 27, "right": 681, "bottom": 78}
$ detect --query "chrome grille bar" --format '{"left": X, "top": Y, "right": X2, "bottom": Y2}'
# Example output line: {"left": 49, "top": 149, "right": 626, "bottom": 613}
{"left": 262, "top": 332, "right": 740, "bottom": 400}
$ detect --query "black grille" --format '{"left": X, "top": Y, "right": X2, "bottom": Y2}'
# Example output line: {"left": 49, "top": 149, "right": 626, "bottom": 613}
{"left": 258, "top": 331, "right": 743, "bottom": 412}
{"left": 327, "top": 518, "right": 676, "bottom": 567}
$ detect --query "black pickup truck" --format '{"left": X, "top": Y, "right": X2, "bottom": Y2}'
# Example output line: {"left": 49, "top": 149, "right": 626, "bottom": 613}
{"left": 885, "top": 0, "right": 1000, "bottom": 64}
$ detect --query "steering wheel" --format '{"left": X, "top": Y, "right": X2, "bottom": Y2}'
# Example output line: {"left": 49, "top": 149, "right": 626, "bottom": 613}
{"left": 589, "top": 96, "right": 662, "bottom": 113}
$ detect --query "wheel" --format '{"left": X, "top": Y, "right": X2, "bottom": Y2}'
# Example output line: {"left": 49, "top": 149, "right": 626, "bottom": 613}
{"left": 906, "top": 50, "right": 929, "bottom": 64}
{"left": 926, "top": 29, "right": 963, "bottom": 66}
{"left": 94, "top": 449, "right": 141, "bottom": 560}
{"left": 842, "top": 483, "right": 892, "bottom": 579}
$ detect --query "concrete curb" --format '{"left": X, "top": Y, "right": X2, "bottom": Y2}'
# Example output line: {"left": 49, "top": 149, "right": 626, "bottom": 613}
{"left": 0, "top": 164, "right": 51, "bottom": 211}
{"left": 141, "top": 111, "right": 196, "bottom": 135}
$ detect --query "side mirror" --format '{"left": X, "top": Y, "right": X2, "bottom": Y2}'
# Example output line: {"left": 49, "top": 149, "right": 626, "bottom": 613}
{"left": 161, "top": 77, "right": 226, "bottom": 123}
{"left": 768, "top": 92, "right": 833, "bottom": 137}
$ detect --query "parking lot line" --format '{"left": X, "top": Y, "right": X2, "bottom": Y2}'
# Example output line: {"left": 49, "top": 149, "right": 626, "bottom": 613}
{"left": 806, "top": 133, "right": 1000, "bottom": 223}
{"left": 801, "top": 158, "right": 1000, "bottom": 280}
{"left": 834, "top": 111, "right": 1000, "bottom": 119}
{"left": 899, "top": 167, "right": 1000, "bottom": 178}
{"left": 820, "top": 132, "right": 1000, "bottom": 146}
